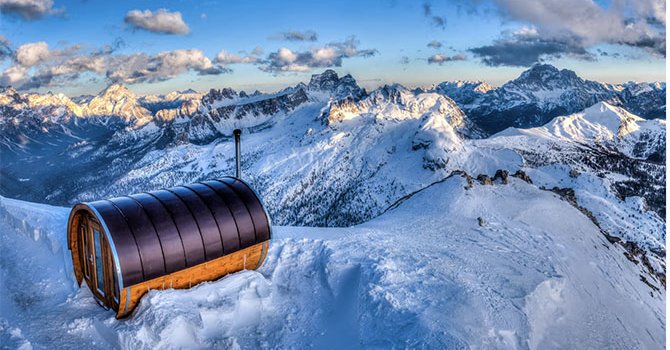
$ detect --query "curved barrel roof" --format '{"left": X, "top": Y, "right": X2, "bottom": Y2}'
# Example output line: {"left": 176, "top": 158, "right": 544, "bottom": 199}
{"left": 81, "top": 177, "right": 271, "bottom": 287}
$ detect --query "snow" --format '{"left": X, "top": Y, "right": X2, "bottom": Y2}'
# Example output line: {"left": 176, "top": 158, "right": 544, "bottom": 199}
{"left": 0, "top": 174, "right": 664, "bottom": 349}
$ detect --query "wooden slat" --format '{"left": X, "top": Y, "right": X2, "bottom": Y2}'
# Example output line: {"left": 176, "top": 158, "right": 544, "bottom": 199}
{"left": 116, "top": 240, "right": 269, "bottom": 318}
{"left": 68, "top": 213, "right": 84, "bottom": 286}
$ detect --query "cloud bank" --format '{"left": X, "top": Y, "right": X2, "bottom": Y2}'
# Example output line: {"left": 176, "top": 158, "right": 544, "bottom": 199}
{"left": 470, "top": 0, "right": 666, "bottom": 66}
{"left": 0, "top": 36, "right": 378, "bottom": 89}
{"left": 259, "top": 37, "right": 377, "bottom": 73}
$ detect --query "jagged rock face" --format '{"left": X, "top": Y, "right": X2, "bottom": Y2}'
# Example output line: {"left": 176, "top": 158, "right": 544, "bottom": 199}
{"left": 325, "top": 84, "right": 470, "bottom": 129}
{"left": 616, "top": 82, "right": 666, "bottom": 119}
{"left": 187, "top": 87, "right": 310, "bottom": 143}
{"left": 202, "top": 87, "right": 238, "bottom": 105}
{"left": 155, "top": 99, "right": 201, "bottom": 123}
{"left": 430, "top": 81, "right": 492, "bottom": 105}
{"left": 140, "top": 90, "right": 203, "bottom": 114}
{"left": 307, "top": 69, "right": 366, "bottom": 100}
{"left": 0, "top": 86, "right": 25, "bottom": 104}
{"left": 0, "top": 88, "right": 82, "bottom": 127}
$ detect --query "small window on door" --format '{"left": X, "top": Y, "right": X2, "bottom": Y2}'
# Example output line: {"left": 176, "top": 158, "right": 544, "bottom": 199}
{"left": 80, "top": 224, "right": 89, "bottom": 279}
{"left": 93, "top": 228, "right": 105, "bottom": 296}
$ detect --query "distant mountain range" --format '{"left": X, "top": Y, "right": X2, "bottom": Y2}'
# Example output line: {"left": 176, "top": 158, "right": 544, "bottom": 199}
{"left": 0, "top": 64, "right": 665, "bottom": 282}
{"left": 422, "top": 64, "right": 665, "bottom": 133}
{"left": 0, "top": 63, "right": 665, "bottom": 137}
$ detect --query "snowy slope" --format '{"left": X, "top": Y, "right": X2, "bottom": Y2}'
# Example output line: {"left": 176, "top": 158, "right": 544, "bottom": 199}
{"left": 496, "top": 102, "right": 666, "bottom": 160}
{"left": 480, "top": 103, "right": 666, "bottom": 274}
{"left": 0, "top": 174, "right": 664, "bottom": 349}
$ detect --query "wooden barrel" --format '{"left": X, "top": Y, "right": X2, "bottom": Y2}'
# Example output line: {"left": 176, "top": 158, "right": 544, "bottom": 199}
{"left": 67, "top": 177, "right": 271, "bottom": 318}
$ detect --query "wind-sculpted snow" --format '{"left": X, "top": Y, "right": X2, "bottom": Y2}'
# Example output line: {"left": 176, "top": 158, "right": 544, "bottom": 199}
{"left": 0, "top": 175, "right": 664, "bottom": 349}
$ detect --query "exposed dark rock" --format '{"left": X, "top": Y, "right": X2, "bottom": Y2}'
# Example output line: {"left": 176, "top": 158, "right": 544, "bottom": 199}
{"left": 512, "top": 170, "right": 532, "bottom": 184}
{"left": 493, "top": 170, "right": 509, "bottom": 184}
{"left": 603, "top": 233, "right": 621, "bottom": 244}
{"left": 640, "top": 275, "right": 661, "bottom": 292}
{"left": 477, "top": 217, "right": 485, "bottom": 227}
{"left": 477, "top": 174, "right": 492, "bottom": 185}
{"left": 452, "top": 170, "right": 473, "bottom": 189}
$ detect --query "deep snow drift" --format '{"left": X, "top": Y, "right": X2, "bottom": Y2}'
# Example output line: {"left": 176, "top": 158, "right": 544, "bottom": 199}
{"left": 0, "top": 174, "right": 664, "bottom": 349}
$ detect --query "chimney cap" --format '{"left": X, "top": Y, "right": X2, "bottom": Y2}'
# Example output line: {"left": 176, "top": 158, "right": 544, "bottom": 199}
{"left": 233, "top": 129, "right": 242, "bottom": 136}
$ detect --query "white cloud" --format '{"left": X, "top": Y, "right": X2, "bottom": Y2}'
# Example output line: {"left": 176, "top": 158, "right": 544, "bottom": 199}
{"left": 312, "top": 47, "right": 338, "bottom": 64}
{"left": 106, "top": 49, "right": 228, "bottom": 84}
{"left": 0, "top": 0, "right": 58, "bottom": 20}
{"left": 15, "top": 41, "right": 50, "bottom": 66}
{"left": 259, "top": 37, "right": 377, "bottom": 73}
{"left": 277, "top": 48, "right": 297, "bottom": 63}
{"left": 427, "top": 53, "right": 467, "bottom": 65}
{"left": 493, "top": 0, "right": 665, "bottom": 56}
{"left": 427, "top": 40, "right": 443, "bottom": 49}
{"left": 0, "top": 65, "right": 27, "bottom": 85}
{"left": 274, "top": 30, "right": 318, "bottom": 42}
{"left": 215, "top": 50, "right": 258, "bottom": 64}
{"left": 124, "top": 9, "right": 190, "bottom": 35}
{"left": 0, "top": 35, "right": 12, "bottom": 61}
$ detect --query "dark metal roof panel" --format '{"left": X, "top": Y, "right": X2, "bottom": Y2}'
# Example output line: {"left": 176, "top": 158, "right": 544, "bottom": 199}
{"left": 169, "top": 186, "right": 224, "bottom": 261}
{"left": 201, "top": 180, "right": 257, "bottom": 248}
{"left": 148, "top": 190, "right": 207, "bottom": 267}
{"left": 108, "top": 197, "right": 167, "bottom": 280}
{"left": 221, "top": 178, "right": 271, "bottom": 242}
{"left": 130, "top": 193, "right": 187, "bottom": 274}
{"left": 184, "top": 183, "right": 241, "bottom": 254}
{"left": 88, "top": 200, "right": 144, "bottom": 286}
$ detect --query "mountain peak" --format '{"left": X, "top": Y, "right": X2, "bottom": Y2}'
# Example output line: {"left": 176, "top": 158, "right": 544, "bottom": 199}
{"left": 307, "top": 69, "right": 365, "bottom": 100}
{"left": 99, "top": 83, "right": 135, "bottom": 99}
{"left": 504, "top": 63, "right": 584, "bottom": 91}
{"left": 307, "top": 69, "right": 340, "bottom": 90}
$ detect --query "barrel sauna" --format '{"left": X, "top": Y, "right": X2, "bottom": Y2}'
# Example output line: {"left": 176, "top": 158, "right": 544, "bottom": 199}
{"left": 67, "top": 177, "right": 271, "bottom": 318}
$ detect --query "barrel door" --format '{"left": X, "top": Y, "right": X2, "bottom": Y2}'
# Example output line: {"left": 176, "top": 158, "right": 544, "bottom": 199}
{"left": 79, "top": 216, "right": 119, "bottom": 309}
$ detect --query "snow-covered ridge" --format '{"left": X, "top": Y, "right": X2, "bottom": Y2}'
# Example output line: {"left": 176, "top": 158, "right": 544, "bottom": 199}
{"left": 496, "top": 102, "right": 666, "bottom": 160}
{"left": 0, "top": 174, "right": 664, "bottom": 349}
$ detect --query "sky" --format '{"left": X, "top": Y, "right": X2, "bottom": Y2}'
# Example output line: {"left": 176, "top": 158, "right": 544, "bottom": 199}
{"left": 0, "top": 0, "right": 666, "bottom": 96}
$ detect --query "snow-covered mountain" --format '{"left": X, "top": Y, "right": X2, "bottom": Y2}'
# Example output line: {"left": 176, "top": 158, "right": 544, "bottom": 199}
{"left": 433, "top": 64, "right": 666, "bottom": 134}
{"left": 425, "top": 80, "right": 493, "bottom": 105}
{"left": 497, "top": 102, "right": 665, "bottom": 159}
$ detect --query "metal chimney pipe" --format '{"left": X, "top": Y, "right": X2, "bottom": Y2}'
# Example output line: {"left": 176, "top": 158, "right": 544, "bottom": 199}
{"left": 233, "top": 129, "right": 242, "bottom": 178}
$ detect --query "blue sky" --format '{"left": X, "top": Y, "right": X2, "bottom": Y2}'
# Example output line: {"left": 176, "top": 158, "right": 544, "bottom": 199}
{"left": 0, "top": 0, "right": 665, "bottom": 96}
